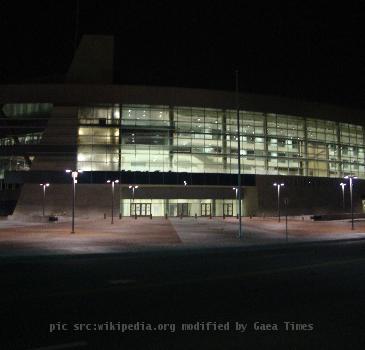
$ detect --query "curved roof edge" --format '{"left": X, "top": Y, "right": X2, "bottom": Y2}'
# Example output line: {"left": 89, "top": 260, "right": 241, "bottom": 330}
{"left": 0, "top": 83, "right": 364, "bottom": 125}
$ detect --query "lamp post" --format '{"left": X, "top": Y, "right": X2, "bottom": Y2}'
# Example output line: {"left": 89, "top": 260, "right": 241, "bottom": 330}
{"left": 233, "top": 187, "right": 238, "bottom": 217}
{"left": 182, "top": 180, "right": 188, "bottom": 218}
{"left": 128, "top": 185, "right": 139, "bottom": 202}
{"left": 344, "top": 175, "right": 357, "bottom": 230}
{"left": 235, "top": 70, "right": 243, "bottom": 239}
{"left": 340, "top": 182, "right": 346, "bottom": 209}
{"left": 66, "top": 169, "right": 83, "bottom": 234}
{"left": 107, "top": 179, "right": 119, "bottom": 224}
{"left": 273, "top": 183, "right": 284, "bottom": 222}
{"left": 129, "top": 185, "right": 139, "bottom": 218}
{"left": 39, "top": 183, "right": 50, "bottom": 216}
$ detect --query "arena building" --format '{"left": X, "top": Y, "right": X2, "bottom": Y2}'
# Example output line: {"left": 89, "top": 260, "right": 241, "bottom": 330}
{"left": 1, "top": 35, "right": 365, "bottom": 219}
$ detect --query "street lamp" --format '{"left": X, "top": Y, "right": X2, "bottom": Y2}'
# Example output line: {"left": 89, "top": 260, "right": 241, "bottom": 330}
{"left": 107, "top": 179, "right": 119, "bottom": 224}
{"left": 339, "top": 182, "right": 346, "bottom": 209}
{"left": 344, "top": 175, "right": 357, "bottom": 230}
{"left": 182, "top": 180, "right": 188, "bottom": 217}
{"left": 65, "top": 169, "right": 83, "bottom": 234}
{"left": 235, "top": 70, "right": 242, "bottom": 239}
{"left": 273, "top": 183, "right": 285, "bottom": 222}
{"left": 39, "top": 183, "right": 50, "bottom": 216}
{"left": 129, "top": 185, "right": 139, "bottom": 218}
{"left": 128, "top": 185, "right": 139, "bottom": 202}
{"left": 233, "top": 187, "right": 238, "bottom": 217}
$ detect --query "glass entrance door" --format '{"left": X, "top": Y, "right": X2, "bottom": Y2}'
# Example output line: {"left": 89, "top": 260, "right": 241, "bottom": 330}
{"left": 177, "top": 203, "right": 189, "bottom": 217}
{"left": 130, "top": 203, "right": 151, "bottom": 216}
{"left": 201, "top": 203, "right": 211, "bottom": 217}
{"left": 223, "top": 203, "right": 233, "bottom": 217}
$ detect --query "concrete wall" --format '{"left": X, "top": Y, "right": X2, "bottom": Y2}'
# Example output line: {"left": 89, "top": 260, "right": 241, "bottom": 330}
{"left": 12, "top": 177, "right": 365, "bottom": 219}
{"left": 12, "top": 106, "right": 79, "bottom": 218}
{"left": 66, "top": 35, "right": 114, "bottom": 84}
{"left": 0, "top": 188, "right": 20, "bottom": 215}
{"left": 12, "top": 184, "right": 241, "bottom": 219}
{"left": 243, "top": 187, "right": 259, "bottom": 216}
{"left": 31, "top": 106, "right": 78, "bottom": 171}
{"left": 13, "top": 184, "right": 117, "bottom": 219}
{"left": 255, "top": 175, "right": 365, "bottom": 216}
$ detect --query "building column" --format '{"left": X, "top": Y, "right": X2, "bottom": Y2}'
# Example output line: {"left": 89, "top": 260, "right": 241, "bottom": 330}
{"left": 326, "top": 143, "right": 330, "bottom": 178}
{"left": 222, "top": 110, "right": 227, "bottom": 171}
{"left": 303, "top": 118, "right": 308, "bottom": 176}
{"left": 263, "top": 113, "right": 268, "bottom": 173}
{"left": 165, "top": 198, "right": 169, "bottom": 216}
{"left": 362, "top": 126, "right": 365, "bottom": 175}
{"left": 336, "top": 122, "right": 342, "bottom": 177}
{"left": 168, "top": 106, "right": 174, "bottom": 171}
{"left": 118, "top": 105, "right": 122, "bottom": 172}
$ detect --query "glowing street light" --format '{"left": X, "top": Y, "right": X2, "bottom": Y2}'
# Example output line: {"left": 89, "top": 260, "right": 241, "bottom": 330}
{"left": 107, "top": 179, "right": 119, "bottom": 224}
{"left": 39, "top": 183, "right": 50, "bottom": 217}
{"left": 233, "top": 187, "right": 238, "bottom": 217}
{"left": 129, "top": 185, "right": 139, "bottom": 202}
{"left": 339, "top": 182, "right": 346, "bottom": 209}
{"left": 344, "top": 175, "right": 357, "bottom": 230}
{"left": 65, "top": 169, "right": 83, "bottom": 234}
{"left": 273, "top": 183, "right": 285, "bottom": 222}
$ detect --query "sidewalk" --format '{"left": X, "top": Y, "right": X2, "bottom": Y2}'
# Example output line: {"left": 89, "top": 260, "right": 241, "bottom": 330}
{"left": 1, "top": 216, "right": 365, "bottom": 257}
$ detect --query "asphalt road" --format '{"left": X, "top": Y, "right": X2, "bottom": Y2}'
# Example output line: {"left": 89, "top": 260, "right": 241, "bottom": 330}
{"left": 2, "top": 240, "right": 365, "bottom": 349}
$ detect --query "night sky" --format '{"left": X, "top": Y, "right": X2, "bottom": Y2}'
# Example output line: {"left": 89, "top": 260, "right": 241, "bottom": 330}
{"left": 1, "top": 1, "right": 365, "bottom": 109}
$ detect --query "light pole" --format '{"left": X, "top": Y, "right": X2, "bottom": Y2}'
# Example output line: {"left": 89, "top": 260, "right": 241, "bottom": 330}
{"left": 39, "top": 183, "right": 50, "bottom": 216}
{"left": 66, "top": 169, "right": 83, "bottom": 234}
{"left": 129, "top": 185, "right": 139, "bottom": 218}
{"left": 129, "top": 185, "right": 139, "bottom": 202}
{"left": 107, "top": 179, "right": 119, "bottom": 224}
{"left": 233, "top": 187, "right": 238, "bottom": 217}
{"left": 340, "top": 182, "right": 346, "bottom": 209}
{"left": 273, "top": 183, "right": 284, "bottom": 222}
{"left": 235, "top": 70, "right": 243, "bottom": 239}
{"left": 344, "top": 175, "right": 357, "bottom": 230}
{"left": 183, "top": 181, "right": 188, "bottom": 218}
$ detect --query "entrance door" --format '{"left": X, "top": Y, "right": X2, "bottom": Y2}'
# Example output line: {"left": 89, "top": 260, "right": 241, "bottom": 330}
{"left": 177, "top": 203, "right": 189, "bottom": 217}
{"left": 141, "top": 203, "right": 146, "bottom": 216}
{"left": 140, "top": 203, "right": 151, "bottom": 216}
{"left": 201, "top": 203, "right": 211, "bottom": 217}
{"left": 223, "top": 203, "right": 233, "bottom": 217}
{"left": 130, "top": 203, "right": 138, "bottom": 216}
{"left": 130, "top": 203, "right": 151, "bottom": 216}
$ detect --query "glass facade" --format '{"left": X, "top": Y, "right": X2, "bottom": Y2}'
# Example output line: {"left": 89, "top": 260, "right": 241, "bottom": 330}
{"left": 77, "top": 104, "right": 365, "bottom": 179}
{"left": 2, "top": 103, "right": 53, "bottom": 118}
{"left": 0, "top": 103, "right": 52, "bottom": 179}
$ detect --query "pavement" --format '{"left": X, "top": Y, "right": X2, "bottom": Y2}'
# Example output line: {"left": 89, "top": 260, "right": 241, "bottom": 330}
{"left": 2, "top": 216, "right": 365, "bottom": 348}
{"left": 1, "top": 216, "right": 365, "bottom": 257}
{"left": 3, "top": 237, "right": 365, "bottom": 349}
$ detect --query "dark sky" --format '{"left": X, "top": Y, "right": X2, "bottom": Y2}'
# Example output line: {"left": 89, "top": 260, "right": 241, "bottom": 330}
{"left": 1, "top": 1, "right": 365, "bottom": 109}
